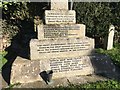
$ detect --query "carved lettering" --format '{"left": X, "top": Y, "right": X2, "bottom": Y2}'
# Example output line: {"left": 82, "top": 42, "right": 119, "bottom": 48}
{"left": 50, "top": 57, "right": 88, "bottom": 72}
{"left": 37, "top": 42, "right": 90, "bottom": 54}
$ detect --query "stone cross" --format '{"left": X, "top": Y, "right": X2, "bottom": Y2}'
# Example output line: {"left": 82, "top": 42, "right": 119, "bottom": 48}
{"left": 51, "top": 0, "right": 68, "bottom": 10}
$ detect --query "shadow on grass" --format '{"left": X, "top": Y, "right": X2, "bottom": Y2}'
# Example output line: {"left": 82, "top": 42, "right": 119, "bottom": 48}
{"left": 1, "top": 2, "right": 50, "bottom": 85}
{"left": 90, "top": 53, "right": 120, "bottom": 81}
{"left": 2, "top": 19, "right": 35, "bottom": 85}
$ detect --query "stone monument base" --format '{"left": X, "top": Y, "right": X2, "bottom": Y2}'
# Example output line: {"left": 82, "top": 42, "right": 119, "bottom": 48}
{"left": 30, "top": 37, "right": 94, "bottom": 60}
{"left": 10, "top": 56, "right": 94, "bottom": 84}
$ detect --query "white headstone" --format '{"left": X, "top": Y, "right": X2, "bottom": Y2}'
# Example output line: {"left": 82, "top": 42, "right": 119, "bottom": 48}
{"left": 105, "top": 25, "right": 115, "bottom": 50}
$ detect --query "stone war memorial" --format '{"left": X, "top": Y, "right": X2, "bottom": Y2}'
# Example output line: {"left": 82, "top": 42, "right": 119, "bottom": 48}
{"left": 10, "top": 0, "right": 95, "bottom": 84}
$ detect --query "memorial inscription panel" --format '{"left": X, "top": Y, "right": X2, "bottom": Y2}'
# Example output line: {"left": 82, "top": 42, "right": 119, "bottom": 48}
{"left": 50, "top": 57, "right": 88, "bottom": 72}
{"left": 45, "top": 10, "right": 76, "bottom": 24}
{"left": 30, "top": 38, "right": 94, "bottom": 60}
{"left": 38, "top": 24, "right": 86, "bottom": 40}
{"left": 44, "top": 25, "right": 80, "bottom": 38}
{"left": 37, "top": 42, "right": 90, "bottom": 53}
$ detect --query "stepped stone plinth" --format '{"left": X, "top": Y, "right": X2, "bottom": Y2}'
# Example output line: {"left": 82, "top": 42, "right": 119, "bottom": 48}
{"left": 10, "top": 0, "right": 95, "bottom": 84}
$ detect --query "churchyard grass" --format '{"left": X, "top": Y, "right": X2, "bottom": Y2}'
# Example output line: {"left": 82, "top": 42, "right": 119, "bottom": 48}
{"left": 54, "top": 80, "right": 120, "bottom": 89}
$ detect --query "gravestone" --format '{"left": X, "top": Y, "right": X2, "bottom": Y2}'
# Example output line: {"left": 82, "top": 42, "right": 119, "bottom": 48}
{"left": 104, "top": 25, "right": 115, "bottom": 50}
{"left": 10, "top": 1, "right": 95, "bottom": 84}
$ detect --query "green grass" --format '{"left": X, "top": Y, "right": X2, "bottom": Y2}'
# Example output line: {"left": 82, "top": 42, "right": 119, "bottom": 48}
{"left": 0, "top": 51, "right": 7, "bottom": 71}
{"left": 54, "top": 80, "right": 120, "bottom": 89}
{"left": 96, "top": 43, "right": 120, "bottom": 67}
{"left": 77, "top": 80, "right": 120, "bottom": 89}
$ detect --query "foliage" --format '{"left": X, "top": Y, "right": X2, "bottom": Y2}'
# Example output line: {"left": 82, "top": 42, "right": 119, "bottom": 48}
{"left": 74, "top": 3, "right": 111, "bottom": 37}
{"left": 1, "top": 2, "right": 120, "bottom": 46}
{"left": 74, "top": 2, "right": 120, "bottom": 46}
{"left": 96, "top": 43, "right": 120, "bottom": 67}
{"left": 2, "top": 2, "right": 48, "bottom": 40}
{"left": 2, "top": 2, "right": 30, "bottom": 20}
{"left": 0, "top": 51, "right": 7, "bottom": 71}
{"left": 2, "top": 2, "right": 30, "bottom": 38}
{"left": 110, "top": 3, "right": 120, "bottom": 30}
{"left": 2, "top": 19, "right": 19, "bottom": 40}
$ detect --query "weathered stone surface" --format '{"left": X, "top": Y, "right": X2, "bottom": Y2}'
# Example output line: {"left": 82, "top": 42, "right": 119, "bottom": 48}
{"left": 10, "top": 57, "right": 42, "bottom": 84}
{"left": 30, "top": 37, "right": 94, "bottom": 60}
{"left": 42, "top": 56, "right": 94, "bottom": 79}
{"left": 38, "top": 24, "right": 85, "bottom": 40}
{"left": 45, "top": 10, "right": 76, "bottom": 24}
{"left": 10, "top": 56, "right": 94, "bottom": 84}
{"left": 51, "top": 0, "right": 68, "bottom": 10}
{"left": 37, "top": 24, "right": 44, "bottom": 40}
